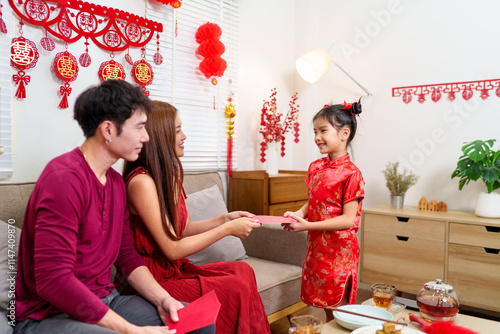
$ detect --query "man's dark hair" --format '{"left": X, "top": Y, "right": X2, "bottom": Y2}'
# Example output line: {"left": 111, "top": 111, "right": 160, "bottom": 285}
{"left": 74, "top": 80, "right": 152, "bottom": 138}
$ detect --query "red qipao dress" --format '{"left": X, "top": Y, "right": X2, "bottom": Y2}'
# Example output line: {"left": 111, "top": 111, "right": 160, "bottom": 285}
{"left": 118, "top": 168, "right": 270, "bottom": 334}
{"left": 301, "top": 154, "right": 365, "bottom": 308}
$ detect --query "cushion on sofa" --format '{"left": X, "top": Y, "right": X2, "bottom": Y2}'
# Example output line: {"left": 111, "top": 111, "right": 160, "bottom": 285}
{"left": 186, "top": 185, "right": 247, "bottom": 265}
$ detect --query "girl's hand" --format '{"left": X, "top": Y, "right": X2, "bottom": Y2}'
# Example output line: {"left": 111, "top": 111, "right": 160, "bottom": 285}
{"left": 282, "top": 214, "right": 310, "bottom": 232}
{"left": 225, "top": 211, "right": 254, "bottom": 221}
{"left": 226, "top": 217, "right": 261, "bottom": 239}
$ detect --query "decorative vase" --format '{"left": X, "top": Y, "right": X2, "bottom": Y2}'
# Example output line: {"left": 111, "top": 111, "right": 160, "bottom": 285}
{"left": 266, "top": 142, "right": 279, "bottom": 176}
{"left": 475, "top": 192, "right": 500, "bottom": 218}
{"left": 390, "top": 195, "right": 405, "bottom": 209}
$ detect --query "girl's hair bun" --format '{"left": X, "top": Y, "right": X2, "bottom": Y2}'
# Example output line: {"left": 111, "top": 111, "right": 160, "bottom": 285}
{"left": 350, "top": 100, "right": 362, "bottom": 115}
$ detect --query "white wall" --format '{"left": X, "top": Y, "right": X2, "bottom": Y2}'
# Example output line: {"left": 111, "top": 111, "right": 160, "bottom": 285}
{"left": 3, "top": 0, "right": 499, "bottom": 212}
{"left": 238, "top": 0, "right": 500, "bottom": 211}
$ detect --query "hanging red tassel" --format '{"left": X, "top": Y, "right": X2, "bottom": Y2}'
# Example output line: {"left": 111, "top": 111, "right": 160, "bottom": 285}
{"left": 58, "top": 83, "right": 71, "bottom": 109}
{"left": 10, "top": 36, "right": 39, "bottom": 100}
{"left": 53, "top": 50, "right": 79, "bottom": 109}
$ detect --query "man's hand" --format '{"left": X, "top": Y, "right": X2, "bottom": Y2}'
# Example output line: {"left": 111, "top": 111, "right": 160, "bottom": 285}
{"left": 157, "top": 295, "right": 185, "bottom": 325}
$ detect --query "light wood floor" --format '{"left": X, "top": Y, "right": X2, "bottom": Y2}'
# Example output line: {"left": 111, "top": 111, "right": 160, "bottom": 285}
{"left": 269, "top": 288, "right": 372, "bottom": 334}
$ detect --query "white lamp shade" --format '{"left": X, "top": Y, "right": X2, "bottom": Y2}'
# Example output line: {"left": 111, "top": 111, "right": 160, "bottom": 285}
{"left": 295, "top": 48, "right": 331, "bottom": 83}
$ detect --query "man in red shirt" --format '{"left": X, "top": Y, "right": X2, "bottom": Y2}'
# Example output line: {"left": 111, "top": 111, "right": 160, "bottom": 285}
{"left": 14, "top": 80, "right": 215, "bottom": 334}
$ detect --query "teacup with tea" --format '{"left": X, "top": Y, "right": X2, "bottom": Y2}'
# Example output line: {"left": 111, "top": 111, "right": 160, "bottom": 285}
{"left": 371, "top": 283, "right": 397, "bottom": 309}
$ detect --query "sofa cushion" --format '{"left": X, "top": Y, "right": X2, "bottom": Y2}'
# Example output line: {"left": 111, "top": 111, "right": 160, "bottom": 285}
{"left": 185, "top": 185, "right": 247, "bottom": 265}
{"left": 0, "top": 220, "right": 21, "bottom": 333}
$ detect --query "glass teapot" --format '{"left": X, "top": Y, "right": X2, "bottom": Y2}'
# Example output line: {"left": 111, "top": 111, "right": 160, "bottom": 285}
{"left": 416, "top": 279, "right": 460, "bottom": 322}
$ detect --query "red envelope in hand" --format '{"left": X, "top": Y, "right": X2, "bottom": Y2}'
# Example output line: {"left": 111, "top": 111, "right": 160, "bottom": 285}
{"left": 254, "top": 215, "right": 295, "bottom": 224}
{"left": 166, "top": 290, "right": 221, "bottom": 334}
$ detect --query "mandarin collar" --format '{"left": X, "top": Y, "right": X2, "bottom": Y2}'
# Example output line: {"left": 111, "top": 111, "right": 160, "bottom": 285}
{"left": 324, "top": 153, "right": 350, "bottom": 167}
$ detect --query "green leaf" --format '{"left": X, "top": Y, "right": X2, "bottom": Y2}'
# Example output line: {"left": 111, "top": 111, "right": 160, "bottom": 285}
{"left": 462, "top": 140, "right": 493, "bottom": 162}
{"left": 463, "top": 163, "right": 481, "bottom": 181}
{"left": 481, "top": 166, "right": 500, "bottom": 183}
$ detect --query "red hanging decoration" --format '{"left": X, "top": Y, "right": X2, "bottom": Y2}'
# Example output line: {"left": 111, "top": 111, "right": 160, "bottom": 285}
{"left": 11, "top": 35, "right": 40, "bottom": 99}
{"left": 78, "top": 39, "right": 91, "bottom": 67}
{"left": 224, "top": 93, "right": 236, "bottom": 177}
{"left": 98, "top": 59, "right": 125, "bottom": 82}
{"left": 0, "top": 3, "right": 7, "bottom": 34}
{"left": 53, "top": 50, "right": 79, "bottom": 109}
{"left": 153, "top": 33, "right": 163, "bottom": 65}
{"left": 125, "top": 48, "right": 134, "bottom": 65}
{"left": 131, "top": 48, "right": 154, "bottom": 96}
{"left": 393, "top": 78, "right": 500, "bottom": 104}
{"left": 195, "top": 22, "right": 227, "bottom": 85}
{"left": 154, "top": 0, "right": 182, "bottom": 8}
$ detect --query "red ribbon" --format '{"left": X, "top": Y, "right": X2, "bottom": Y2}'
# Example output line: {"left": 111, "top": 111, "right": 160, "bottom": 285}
{"left": 227, "top": 137, "right": 233, "bottom": 178}
{"left": 13, "top": 72, "right": 30, "bottom": 99}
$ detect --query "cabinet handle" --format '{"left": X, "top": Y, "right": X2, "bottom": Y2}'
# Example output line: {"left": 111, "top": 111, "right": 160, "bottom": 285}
{"left": 485, "top": 226, "right": 500, "bottom": 233}
{"left": 484, "top": 248, "right": 500, "bottom": 254}
{"left": 396, "top": 217, "right": 409, "bottom": 222}
{"left": 396, "top": 236, "right": 409, "bottom": 241}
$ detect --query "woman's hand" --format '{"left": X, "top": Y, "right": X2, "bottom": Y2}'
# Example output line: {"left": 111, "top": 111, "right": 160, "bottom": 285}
{"left": 226, "top": 217, "right": 261, "bottom": 239}
{"left": 225, "top": 211, "right": 254, "bottom": 222}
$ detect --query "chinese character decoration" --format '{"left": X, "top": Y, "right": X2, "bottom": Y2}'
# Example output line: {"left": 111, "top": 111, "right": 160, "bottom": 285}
{"left": 1, "top": 3, "right": 7, "bottom": 33}
{"left": 10, "top": 23, "right": 40, "bottom": 99}
{"left": 98, "top": 55, "right": 125, "bottom": 82}
{"left": 393, "top": 78, "right": 500, "bottom": 104}
{"left": 53, "top": 49, "right": 79, "bottom": 109}
{"left": 195, "top": 22, "right": 227, "bottom": 86}
{"left": 259, "top": 89, "right": 300, "bottom": 163}
{"left": 224, "top": 92, "right": 236, "bottom": 177}
{"left": 131, "top": 48, "right": 153, "bottom": 96}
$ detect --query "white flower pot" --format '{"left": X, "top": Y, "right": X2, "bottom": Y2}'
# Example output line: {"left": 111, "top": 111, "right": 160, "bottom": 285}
{"left": 475, "top": 192, "right": 500, "bottom": 218}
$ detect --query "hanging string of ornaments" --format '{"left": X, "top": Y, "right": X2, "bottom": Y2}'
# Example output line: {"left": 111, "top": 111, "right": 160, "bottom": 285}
{"left": 224, "top": 92, "right": 236, "bottom": 178}
{"left": 7, "top": 0, "right": 163, "bottom": 108}
{"left": 259, "top": 88, "right": 300, "bottom": 163}
{"left": 393, "top": 78, "right": 500, "bottom": 104}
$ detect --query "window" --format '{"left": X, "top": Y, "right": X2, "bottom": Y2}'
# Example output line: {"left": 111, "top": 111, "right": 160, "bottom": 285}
{"left": 0, "top": 7, "right": 13, "bottom": 179}
{"left": 146, "top": 0, "right": 239, "bottom": 172}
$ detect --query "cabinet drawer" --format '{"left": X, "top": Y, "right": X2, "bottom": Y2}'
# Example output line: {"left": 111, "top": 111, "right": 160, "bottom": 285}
{"left": 449, "top": 223, "right": 500, "bottom": 249}
{"left": 269, "top": 176, "right": 308, "bottom": 204}
{"left": 448, "top": 244, "right": 500, "bottom": 311}
{"left": 269, "top": 200, "right": 308, "bottom": 216}
{"left": 363, "top": 213, "right": 444, "bottom": 241}
{"left": 361, "top": 231, "right": 445, "bottom": 293}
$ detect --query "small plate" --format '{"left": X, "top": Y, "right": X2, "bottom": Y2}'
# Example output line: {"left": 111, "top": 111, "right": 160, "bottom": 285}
{"left": 351, "top": 325, "right": 425, "bottom": 334}
{"left": 362, "top": 298, "right": 406, "bottom": 315}
{"left": 333, "top": 304, "right": 393, "bottom": 330}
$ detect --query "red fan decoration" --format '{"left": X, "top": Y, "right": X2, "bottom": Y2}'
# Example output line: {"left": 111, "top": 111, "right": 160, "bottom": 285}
{"left": 98, "top": 59, "right": 125, "bottom": 82}
{"left": 131, "top": 49, "right": 154, "bottom": 96}
{"left": 53, "top": 50, "right": 79, "bottom": 109}
{"left": 10, "top": 35, "right": 40, "bottom": 99}
{"left": 0, "top": 3, "right": 7, "bottom": 34}
{"left": 195, "top": 22, "right": 227, "bottom": 85}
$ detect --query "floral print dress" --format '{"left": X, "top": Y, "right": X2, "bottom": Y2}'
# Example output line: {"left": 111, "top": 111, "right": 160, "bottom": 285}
{"left": 301, "top": 154, "right": 365, "bottom": 308}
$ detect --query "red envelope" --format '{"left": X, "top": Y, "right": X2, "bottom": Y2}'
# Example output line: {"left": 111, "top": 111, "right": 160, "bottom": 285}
{"left": 166, "top": 290, "right": 221, "bottom": 334}
{"left": 254, "top": 215, "right": 295, "bottom": 224}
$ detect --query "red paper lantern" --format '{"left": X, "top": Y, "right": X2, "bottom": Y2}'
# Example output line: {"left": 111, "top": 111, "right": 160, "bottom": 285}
{"left": 195, "top": 22, "right": 226, "bottom": 85}
{"left": 53, "top": 50, "right": 79, "bottom": 109}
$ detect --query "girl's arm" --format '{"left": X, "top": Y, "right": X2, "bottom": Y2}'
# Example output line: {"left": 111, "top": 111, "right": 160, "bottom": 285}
{"left": 182, "top": 211, "right": 254, "bottom": 236}
{"left": 285, "top": 200, "right": 359, "bottom": 232}
{"left": 127, "top": 174, "right": 260, "bottom": 261}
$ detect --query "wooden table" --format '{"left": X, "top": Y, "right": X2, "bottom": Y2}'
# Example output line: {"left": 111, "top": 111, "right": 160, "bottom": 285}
{"left": 321, "top": 309, "right": 500, "bottom": 334}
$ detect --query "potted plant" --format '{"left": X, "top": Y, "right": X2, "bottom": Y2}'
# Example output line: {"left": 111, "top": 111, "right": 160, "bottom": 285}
{"left": 451, "top": 139, "right": 500, "bottom": 218}
{"left": 382, "top": 161, "right": 419, "bottom": 209}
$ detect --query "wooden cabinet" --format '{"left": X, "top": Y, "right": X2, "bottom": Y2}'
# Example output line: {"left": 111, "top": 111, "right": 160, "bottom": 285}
{"left": 360, "top": 205, "right": 500, "bottom": 312}
{"left": 228, "top": 170, "right": 308, "bottom": 216}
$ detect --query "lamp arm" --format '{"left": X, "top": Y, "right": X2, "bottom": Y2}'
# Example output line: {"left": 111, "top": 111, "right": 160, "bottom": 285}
{"left": 329, "top": 58, "right": 372, "bottom": 97}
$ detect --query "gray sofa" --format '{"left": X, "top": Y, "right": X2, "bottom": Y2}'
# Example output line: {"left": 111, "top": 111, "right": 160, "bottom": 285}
{"left": 0, "top": 172, "right": 307, "bottom": 324}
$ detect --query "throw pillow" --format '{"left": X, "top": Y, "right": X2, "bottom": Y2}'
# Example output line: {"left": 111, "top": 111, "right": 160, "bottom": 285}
{"left": 185, "top": 185, "right": 247, "bottom": 265}
{"left": 0, "top": 220, "right": 21, "bottom": 334}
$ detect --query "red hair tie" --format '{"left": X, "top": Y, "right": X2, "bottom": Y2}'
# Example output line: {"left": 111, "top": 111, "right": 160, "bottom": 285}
{"left": 323, "top": 104, "right": 329, "bottom": 108}
{"left": 342, "top": 101, "right": 354, "bottom": 115}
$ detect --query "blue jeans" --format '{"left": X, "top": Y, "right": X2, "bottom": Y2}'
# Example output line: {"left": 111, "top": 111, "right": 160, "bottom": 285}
{"left": 14, "top": 290, "right": 215, "bottom": 334}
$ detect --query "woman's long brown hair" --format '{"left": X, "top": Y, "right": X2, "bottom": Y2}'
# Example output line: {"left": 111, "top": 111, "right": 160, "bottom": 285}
{"left": 123, "top": 101, "right": 183, "bottom": 241}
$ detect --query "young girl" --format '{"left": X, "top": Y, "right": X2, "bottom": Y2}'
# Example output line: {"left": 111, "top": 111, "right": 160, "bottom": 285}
{"left": 283, "top": 101, "right": 365, "bottom": 322}
{"left": 116, "top": 101, "right": 271, "bottom": 333}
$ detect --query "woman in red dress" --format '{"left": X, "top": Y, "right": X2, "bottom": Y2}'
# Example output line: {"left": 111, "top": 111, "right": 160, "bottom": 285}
{"left": 283, "top": 101, "right": 365, "bottom": 322}
{"left": 117, "top": 101, "right": 270, "bottom": 334}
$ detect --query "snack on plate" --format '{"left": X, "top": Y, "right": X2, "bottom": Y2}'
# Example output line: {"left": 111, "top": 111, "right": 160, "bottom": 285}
{"left": 376, "top": 322, "right": 402, "bottom": 334}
